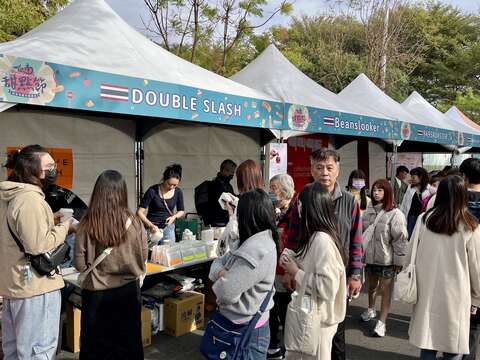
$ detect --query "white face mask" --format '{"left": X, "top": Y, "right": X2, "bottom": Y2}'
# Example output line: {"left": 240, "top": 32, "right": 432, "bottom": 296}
{"left": 352, "top": 178, "right": 366, "bottom": 190}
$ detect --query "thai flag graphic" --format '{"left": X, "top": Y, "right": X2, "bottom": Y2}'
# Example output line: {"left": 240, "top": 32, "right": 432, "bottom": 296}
{"left": 100, "top": 83, "right": 129, "bottom": 102}
{"left": 324, "top": 116, "right": 335, "bottom": 126}
{"left": 417, "top": 129, "right": 424, "bottom": 136}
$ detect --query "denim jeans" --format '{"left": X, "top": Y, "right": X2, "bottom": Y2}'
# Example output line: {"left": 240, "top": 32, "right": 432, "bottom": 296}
{"left": 247, "top": 323, "right": 270, "bottom": 360}
{"left": 420, "top": 349, "right": 463, "bottom": 360}
{"left": 2, "top": 290, "right": 61, "bottom": 360}
{"left": 162, "top": 223, "right": 176, "bottom": 243}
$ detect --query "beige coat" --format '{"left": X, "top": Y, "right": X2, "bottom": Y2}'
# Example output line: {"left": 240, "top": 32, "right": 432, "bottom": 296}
{"left": 408, "top": 214, "right": 480, "bottom": 354}
{"left": 284, "top": 232, "right": 346, "bottom": 359}
{"left": 0, "top": 181, "right": 69, "bottom": 299}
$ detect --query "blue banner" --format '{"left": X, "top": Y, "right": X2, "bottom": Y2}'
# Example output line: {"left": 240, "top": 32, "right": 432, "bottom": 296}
{"left": 0, "top": 53, "right": 477, "bottom": 147}
{"left": 0, "top": 54, "right": 284, "bottom": 130}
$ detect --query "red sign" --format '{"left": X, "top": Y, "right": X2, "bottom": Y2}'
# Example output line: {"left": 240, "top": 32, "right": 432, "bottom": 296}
{"left": 287, "top": 134, "right": 329, "bottom": 193}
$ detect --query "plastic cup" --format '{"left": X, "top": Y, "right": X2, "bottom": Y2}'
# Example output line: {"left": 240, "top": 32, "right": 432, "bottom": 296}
{"left": 59, "top": 208, "right": 74, "bottom": 221}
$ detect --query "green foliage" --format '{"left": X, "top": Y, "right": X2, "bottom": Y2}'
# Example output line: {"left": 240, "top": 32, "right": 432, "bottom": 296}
{"left": 0, "top": 0, "right": 68, "bottom": 42}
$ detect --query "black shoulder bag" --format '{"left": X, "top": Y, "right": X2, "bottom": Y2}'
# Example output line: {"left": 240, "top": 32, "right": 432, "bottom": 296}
{"left": 7, "top": 219, "right": 70, "bottom": 277}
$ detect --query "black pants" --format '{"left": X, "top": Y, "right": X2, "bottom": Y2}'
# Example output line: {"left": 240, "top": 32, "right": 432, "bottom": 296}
{"left": 331, "top": 305, "right": 347, "bottom": 360}
{"left": 80, "top": 280, "right": 144, "bottom": 360}
{"left": 269, "top": 292, "right": 292, "bottom": 350}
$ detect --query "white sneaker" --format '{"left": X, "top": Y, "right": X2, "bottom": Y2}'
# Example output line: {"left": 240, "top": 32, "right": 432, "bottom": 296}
{"left": 360, "top": 308, "right": 376, "bottom": 322}
{"left": 373, "top": 320, "right": 386, "bottom": 337}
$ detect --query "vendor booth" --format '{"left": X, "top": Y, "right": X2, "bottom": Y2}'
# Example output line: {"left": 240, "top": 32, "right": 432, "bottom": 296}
{"left": 230, "top": 45, "right": 401, "bottom": 188}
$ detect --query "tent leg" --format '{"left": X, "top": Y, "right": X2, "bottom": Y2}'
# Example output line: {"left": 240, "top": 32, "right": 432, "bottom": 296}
{"left": 390, "top": 143, "right": 398, "bottom": 189}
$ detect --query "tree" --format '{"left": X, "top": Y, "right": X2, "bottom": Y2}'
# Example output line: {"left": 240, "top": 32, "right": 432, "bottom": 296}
{"left": 406, "top": 3, "right": 480, "bottom": 107}
{"left": 142, "top": 0, "right": 292, "bottom": 72}
{"left": 0, "top": 0, "right": 68, "bottom": 42}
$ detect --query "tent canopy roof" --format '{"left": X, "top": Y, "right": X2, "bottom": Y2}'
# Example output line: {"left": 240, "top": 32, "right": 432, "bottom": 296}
{"left": 338, "top": 74, "right": 434, "bottom": 128}
{"left": 402, "top": 91, "right": 475, "bottom": 134}
{"left": 0, "top": 0, "right": 274, "bottom": 100}
{"left": 446, "top": 106, "right": 480, "bottom": 132}
{"left": 231, "top": 45, "right": 393, "bottom": 120}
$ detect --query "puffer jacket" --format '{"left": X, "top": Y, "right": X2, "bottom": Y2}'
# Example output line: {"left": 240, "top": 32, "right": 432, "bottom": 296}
{"left": 362, "top": 203, "right": 408, "bottom": 266}
{"left": 0, "top": 181, "right": 69, "bottom": 298}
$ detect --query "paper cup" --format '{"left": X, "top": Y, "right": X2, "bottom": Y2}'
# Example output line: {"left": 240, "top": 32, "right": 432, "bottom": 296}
{"left": 59, "top": 208, "right": 74, "bottom": 221}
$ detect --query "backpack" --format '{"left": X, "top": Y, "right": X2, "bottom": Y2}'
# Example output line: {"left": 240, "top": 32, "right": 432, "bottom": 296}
{"left": 194, "top": 180, "right": 211, "bottom": 221}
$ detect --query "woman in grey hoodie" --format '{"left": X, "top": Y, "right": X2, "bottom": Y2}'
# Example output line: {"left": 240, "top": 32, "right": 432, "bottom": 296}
{"left": 209, "top": 189, "right": 278, "bottom": 359}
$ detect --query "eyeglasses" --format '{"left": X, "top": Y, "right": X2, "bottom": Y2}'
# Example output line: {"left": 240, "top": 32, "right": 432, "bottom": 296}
{"left": 42, "top": 163, "right": 57, "bottom": 172}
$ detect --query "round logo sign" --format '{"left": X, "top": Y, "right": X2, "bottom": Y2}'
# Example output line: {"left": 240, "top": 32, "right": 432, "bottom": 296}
{"left": 287, "top": 104, "right": 310, "bottom": 131}
{"left": 400, "top": 122, "right": 411, "bottom": 140}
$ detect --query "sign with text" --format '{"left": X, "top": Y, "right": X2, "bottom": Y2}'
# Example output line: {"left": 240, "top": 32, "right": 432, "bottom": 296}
{"left": 0, "top": 54, "right": 284, "bottom": 131}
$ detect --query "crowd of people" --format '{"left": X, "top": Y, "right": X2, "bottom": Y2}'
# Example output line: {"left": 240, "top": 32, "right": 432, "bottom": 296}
{"left": 2, "top": 144, "right": 480, "bottom": 360}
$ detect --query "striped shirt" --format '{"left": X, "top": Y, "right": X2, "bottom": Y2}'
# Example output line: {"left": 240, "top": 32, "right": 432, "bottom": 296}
{"left": 286, "top": 183, "right": 364, "bottom": 276}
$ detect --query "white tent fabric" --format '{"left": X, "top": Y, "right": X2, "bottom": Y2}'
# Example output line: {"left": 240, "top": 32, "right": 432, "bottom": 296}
{"left": 446, "top": 106, "right": 480, "bottom": 133}
{"left": 143, "top": 122, "right": 262, "bottom": 212}
{"left": 0, "top": 108, "right": 136, "bottom": 208}
{"left": 231, "top": 45, "right": 395, "bottom": 139}
{"left": 402, "top": 92, "right": 479, "bottom": 135}
{"left": 338, "top": 74, "right": 439, "bottom": 129}
{"left": 0, "top": 0, "right": 275, "bottom": 102}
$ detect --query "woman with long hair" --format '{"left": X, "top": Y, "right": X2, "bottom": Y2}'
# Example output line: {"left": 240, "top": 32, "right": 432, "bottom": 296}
{"left": 346, "top": 169, "right": 370, "bottom": 212}
{"left": 207, "top": 189, "right": 278, "bottom": 358}
{"left": 400, "top": 167, "right": 434, "bottom": 238}
{"left": 138, "top": 164, "right": 185, "bottom": 243}
{"left": 217, "top": 159, "right": 264, "bottom": 255}
{"left": 75, "top": 170, "right": 147, "bottom": 360}
{"left": 280, "top": 182, "right": 347, "bottom": 359}
{"left": 360, "top": 179, "right": 408, "bottom": 337}
{"left": 1, "top": 145, "right": 73, "bottom": 359}
{"left": 408, "top": 175, "right": 480, "bottom": 359}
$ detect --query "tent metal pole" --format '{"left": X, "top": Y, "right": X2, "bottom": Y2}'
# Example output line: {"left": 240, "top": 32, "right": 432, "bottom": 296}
{"left": 390, "top": 142, "right": 398, "bottom": 190}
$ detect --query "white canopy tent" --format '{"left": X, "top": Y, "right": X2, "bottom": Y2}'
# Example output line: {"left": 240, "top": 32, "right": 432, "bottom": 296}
{"left": 0, "top": 0, "right": 277, "bottom": 208}
{"left": 231, "top": 45, "right": 395, "bottom": 139}
{"left": 446, "top": 106, "right": 480, "bottom": 133}
{"left": 339, "top": 74, "right": 445, "bottom": 130}
{"left": 231, "top": 45, "right": 392, "bottom": 185}
{"left": 402, "top": 92, "right": 480, "bottom": 137}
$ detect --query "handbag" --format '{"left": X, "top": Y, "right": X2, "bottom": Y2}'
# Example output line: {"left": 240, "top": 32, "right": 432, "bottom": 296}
{"left": 362, "top": 209, "right": 385, "bottom": 251}
{"left": 7, "top": 219, "right": 70, "bottom": 277}
{"left": 284, "top": 273, "right": 321, "bottom": 356}
{"left": 200, "top": 287, "right": 274, "bottom": 360}
{"left": 394, "top": 217, "right": 425, "bottom": 304}
{"left": 77, "top": 217, "right": 133, "bottom": 287}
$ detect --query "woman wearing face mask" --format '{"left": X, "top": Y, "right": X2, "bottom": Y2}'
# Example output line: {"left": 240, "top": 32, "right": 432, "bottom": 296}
{"left": 0, "top": 145, "right": 74, "bottom": 359}
{"left": 280, "top": 182, "right": 347, "bottom": 359}
{"left": 400, "top": 167, "right": 434, "bottom": 239}
{"left": 360, "top": 179, "right": 408, "bottom": 337}
{"left": 346, "top": 169, "right": 370, "bottom": 213}
{"left": 137, "top": 164, "right": 185, "bottom": 243}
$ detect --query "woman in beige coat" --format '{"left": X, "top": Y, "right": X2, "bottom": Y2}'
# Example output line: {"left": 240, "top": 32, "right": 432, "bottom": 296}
{"left": 280, "top": 182, "right": 347, "bottom": 359}
{"left": 407, "top": 175, "right": 480, "bottom": 360}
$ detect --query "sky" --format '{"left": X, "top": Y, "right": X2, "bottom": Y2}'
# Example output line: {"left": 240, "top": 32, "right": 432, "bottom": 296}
{"left": 106, "top": 0, "right": 480, "bottom": 37}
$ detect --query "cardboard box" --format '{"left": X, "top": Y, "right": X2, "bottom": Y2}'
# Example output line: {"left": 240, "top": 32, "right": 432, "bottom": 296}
{"left": 164, "top": 291, "right": 204, "bottom": 337}
{"left": 141, "top": 306, "right": 152, "bottom": 347}
{"left": 65, "top": 304, "right": 152, "bottom": 353}
{"left": 65, "top": 303, "right": 81, "bottom": 353}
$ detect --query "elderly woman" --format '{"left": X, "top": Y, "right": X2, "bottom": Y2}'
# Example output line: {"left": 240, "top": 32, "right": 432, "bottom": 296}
{"left": 268, "top": 174, "right": 296, "bottom": 359}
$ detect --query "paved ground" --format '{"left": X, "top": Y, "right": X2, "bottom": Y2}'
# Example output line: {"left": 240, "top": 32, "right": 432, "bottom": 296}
{"left": 57, "top": 291, "right": 420, "bottom": 360}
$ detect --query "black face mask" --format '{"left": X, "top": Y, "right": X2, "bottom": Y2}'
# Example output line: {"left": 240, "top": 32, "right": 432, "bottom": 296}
{"left": 42, "top": 169, "right": 58, "bottom": 189}
{"left": 226, "top": 175, "right": 234, "bottom": 182}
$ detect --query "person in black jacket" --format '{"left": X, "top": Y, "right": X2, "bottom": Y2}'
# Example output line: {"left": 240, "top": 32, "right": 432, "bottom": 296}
{"left": 206, "top": 159, "right": 237, "bottom": 227}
